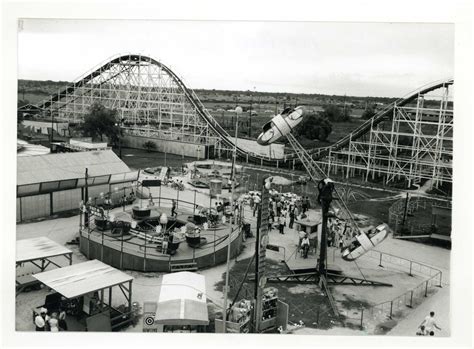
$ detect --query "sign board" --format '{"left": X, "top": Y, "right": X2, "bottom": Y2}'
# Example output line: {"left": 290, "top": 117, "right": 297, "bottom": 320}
{"left": 143, "top": 301, "right": 158, "bottom": 332}
{"left": 142, "top": 179, "right": 161, "bottom": 187}
{"left": 209, "top": 179, "right": 222, "bottom": 197}
{"left": 255, "top": 177, "right": 272, "bottom": 332}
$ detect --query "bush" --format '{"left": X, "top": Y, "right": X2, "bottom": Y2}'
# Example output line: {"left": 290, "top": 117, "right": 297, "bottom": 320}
{"left": 143, "top": 141, "right": 156, "bottom": 152}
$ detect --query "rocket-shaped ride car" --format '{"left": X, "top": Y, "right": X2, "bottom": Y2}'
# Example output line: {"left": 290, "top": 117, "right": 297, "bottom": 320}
{"left": 257, "top": 106, "right": 304, "bottom": 145}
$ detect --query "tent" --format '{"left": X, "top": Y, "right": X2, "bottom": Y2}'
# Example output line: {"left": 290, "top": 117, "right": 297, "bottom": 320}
{"left": 155, "top": 271, "right": 209, "bottom": 326}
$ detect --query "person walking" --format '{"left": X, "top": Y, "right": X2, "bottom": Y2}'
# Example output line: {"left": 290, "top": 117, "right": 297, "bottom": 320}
{"left": 298, "top": 229, "right": 306, "bottom": 251}
{"left": 253, "top": 195, "right": 261, "bottom": 217}
{"left": 278, "top": 216, "right": 285, "bottom": 235}
{"left": 269, "top": 208, "right": 275, "bottom": 223}
{"left": 171, "top": 200, "right": 177, "bottom": 217}
{"left": 419, "top": 311, "right": 442, "bottom": 336}
{"left": 289, "top": 209, "right": 295, "bottom": 229}
{"left": 301, "top": 233, "right": 311, "bottom": 259}
{"left": 302, "top": 197, "right": 308, "bottom": 214}
{"left": 338, "top": 236, "right": 344, "bottom": 252}
{"left": 58, "top": 309, "right": 68, "bottom": 331}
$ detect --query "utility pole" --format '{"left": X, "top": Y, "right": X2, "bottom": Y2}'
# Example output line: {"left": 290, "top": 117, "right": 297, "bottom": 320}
{"left": 248, "top": 93, "right": 252, "bottom": 137}
{"left": 50, "top": 95, "right": 54, "bottom": 150}
{"left": 84, "top": 168, "right": 89, "bottom": 228}
{"left": 223, "top": 106, "right": 241, "bottom": 333}
{"left": 317, "top": 178, "right": 335, "bottom": 275}
{"left": 343, "top": 94, "right": 347, "bottom": 119}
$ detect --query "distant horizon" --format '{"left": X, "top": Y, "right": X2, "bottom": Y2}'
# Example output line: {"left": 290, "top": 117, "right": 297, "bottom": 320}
{"left": 18, "top": 20, "right": 454, "bottom": 99}
{"left": 18, "top": 77, "right": 436, "bottom": 101}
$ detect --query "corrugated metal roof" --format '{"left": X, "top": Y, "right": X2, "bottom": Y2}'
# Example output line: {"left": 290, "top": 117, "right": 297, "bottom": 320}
{"left": 17, "top": 150, "right": 131, "bottom": 186}
{"left": 16, "top": 237, "right": 72, "bottom": 263}
{"left": 33, "top": 259, "right": 133, "bottom": 299}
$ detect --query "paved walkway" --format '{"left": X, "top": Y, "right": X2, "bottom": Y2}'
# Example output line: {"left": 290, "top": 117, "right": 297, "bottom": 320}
{"left": 388, "top": 286, "right": 450, "bottom": 337}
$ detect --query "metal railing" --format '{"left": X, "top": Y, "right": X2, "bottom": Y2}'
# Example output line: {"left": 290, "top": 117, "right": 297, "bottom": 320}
{"left": 80, "top": 187, "right": 243, "bottom": 272}
{"left": 344, "top": 250, "right": 443, "bottom": 331}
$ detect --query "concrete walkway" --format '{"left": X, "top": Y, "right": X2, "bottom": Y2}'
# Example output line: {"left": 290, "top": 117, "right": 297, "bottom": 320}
{"left": 388, "top": 286, "right": 450, "bottom": 337}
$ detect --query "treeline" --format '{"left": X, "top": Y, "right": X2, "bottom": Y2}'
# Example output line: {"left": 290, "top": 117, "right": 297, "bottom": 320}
{"left": 18, "top": 79, "right": 397, "bottom": 105}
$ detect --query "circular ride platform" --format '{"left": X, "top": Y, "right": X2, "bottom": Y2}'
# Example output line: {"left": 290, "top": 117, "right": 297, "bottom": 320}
{"left": 79, "top": 203, "right": 244, "bottom": 272}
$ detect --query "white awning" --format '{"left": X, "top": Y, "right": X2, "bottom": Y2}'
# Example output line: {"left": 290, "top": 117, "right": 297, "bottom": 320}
{"left": 155, "top": 272, "right": 209, "bottom": 326}
{"left": 33, "top": 260, "right": 133, "bottom": 299}
{"left": 16, "top": 237, "right": 72, "bottom": 263}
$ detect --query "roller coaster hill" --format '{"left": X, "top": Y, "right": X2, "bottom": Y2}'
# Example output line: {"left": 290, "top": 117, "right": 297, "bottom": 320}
{"left": 29, "top": 54, "right": 453, "bottom": 190}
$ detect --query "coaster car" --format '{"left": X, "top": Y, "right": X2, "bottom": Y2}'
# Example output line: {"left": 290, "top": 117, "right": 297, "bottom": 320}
{"left": 257, "top": 106, "right": 304, "bottom": 145}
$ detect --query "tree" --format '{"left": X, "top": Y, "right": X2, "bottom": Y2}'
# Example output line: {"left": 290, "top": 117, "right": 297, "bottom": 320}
{"left": 294, "top": 113, "right": 333, "bottom": 141}
{"left": 320, "top": 104, "right": 351, "bottom": 122}
{"left": 143, "top": 141, "right": 156, "bottom": 152}
{"left": 80, "top": 103, "right": 120, "bottom": 142}
{"left": 361, "top": 105, "right": 376, "bottom": 120}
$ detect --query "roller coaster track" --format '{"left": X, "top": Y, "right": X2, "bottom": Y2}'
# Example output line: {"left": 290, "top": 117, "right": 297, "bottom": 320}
{"left": 35, "top": 54, "right": 453, "bottom": 168}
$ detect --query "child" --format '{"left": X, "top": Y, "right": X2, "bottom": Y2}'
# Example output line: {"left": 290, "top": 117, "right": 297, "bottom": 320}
{"left": 416, "top": 325, "right": 426, "bottom": 336}
{"left": 49, "top": 313, "right": 59, "bottom": 332}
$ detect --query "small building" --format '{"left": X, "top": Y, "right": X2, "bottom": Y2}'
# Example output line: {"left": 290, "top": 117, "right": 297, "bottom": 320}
{"left": 17, "top": 139, "right": 50, "bottom": 157}
{"left": 21, "top": 119, "right": 70, "bottom": 137}
{"left": 51, "top": 137, "right": 111, "bottom": 153}
{"left": 17, "top": 104, "right": 44, "bottom": 119}
{"left": 17, "top": 150, "right": 137, "bottom": 222}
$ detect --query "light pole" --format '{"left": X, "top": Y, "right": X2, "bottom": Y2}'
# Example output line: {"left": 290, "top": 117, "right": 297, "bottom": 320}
{"left": 222, "top": 105, "right": 242, "bottom": 332}
{"left": 115, "top": 119, "right": 123, "bottom": 159}
{"left": 248, "top": 87, "right": 255, "bottom": 137}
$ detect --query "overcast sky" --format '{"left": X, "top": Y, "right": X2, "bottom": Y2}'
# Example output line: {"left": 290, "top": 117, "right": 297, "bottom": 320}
{"left": 18, "top": 19, "right": 454, "bottom": 97}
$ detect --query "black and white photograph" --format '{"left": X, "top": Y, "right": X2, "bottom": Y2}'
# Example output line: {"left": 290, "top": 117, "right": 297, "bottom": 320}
{"left": 2, "top": 1, "right": 472, "bottom": 348}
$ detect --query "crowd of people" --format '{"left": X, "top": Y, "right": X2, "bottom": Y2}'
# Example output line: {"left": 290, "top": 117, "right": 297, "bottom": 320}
{"left": 245, "top": 190, "right": 361, "bottom": 258}
{"left": 247, "top": 192, "right": 313, "bottom": 237}
{"left": 34, "top": 307, "right": 68, "bottom": 332}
